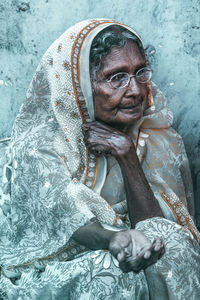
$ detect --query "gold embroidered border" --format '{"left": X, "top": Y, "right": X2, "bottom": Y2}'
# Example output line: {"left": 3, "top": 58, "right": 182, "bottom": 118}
{"left": 4, "top": 243, "right": 87, "bottom": 271}
{"left": 71, "top": 19, "right": 119, "bottom": 188}
{"left": 160, "top": 192, "right": 180, "bottom": 224}
{"left": 160, "top": 192, "right": 200, "bottom": 243}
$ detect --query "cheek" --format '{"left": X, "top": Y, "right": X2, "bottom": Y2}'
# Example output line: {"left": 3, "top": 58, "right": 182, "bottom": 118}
{"left": 104, "top": 89, "right": 125, "bottom": 109}
{"left": 94, "top": 88, "right": 123, "bottom": 110}
{"left": 94, "top": 95, "right": 121, "bottom": 122}
{"left": 143, "top": 84, "right": 149, "bottom": 96}
{"left": 139, "top": 85, "right": 148, "bottom": 101}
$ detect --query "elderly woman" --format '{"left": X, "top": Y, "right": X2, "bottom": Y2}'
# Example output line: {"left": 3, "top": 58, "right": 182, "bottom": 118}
{"left": 0, "top": 19, "right": 199, "bottom": 299}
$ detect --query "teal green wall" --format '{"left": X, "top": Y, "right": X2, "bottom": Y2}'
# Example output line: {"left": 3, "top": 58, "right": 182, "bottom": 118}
{"left": 0, "top": 0, "right": 200, "bottom": 218}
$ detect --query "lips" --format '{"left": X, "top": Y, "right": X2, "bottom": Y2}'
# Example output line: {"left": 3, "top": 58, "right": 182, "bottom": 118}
{"left": 119, "top": 106, "right": 138, "bottom": 109}
{"left": 118, "top": 98, "right": 143, "bottom": 110}
{"left": 118, "top": 103, "right": 141, "bottom": 110}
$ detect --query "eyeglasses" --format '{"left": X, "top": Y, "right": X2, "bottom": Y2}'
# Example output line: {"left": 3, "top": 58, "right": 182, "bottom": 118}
{"left": 100, "top": 67, "right": 153, "bottom": 89}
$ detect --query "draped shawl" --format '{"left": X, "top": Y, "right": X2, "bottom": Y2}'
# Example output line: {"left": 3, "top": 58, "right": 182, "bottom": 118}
{"left": 0, "top": 19, "right": 199, "bottom": 273}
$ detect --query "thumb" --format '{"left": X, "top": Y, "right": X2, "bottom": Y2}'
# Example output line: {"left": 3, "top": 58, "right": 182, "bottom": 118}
{"left": 117, "top": 249, "right": 126, "bottom": 263}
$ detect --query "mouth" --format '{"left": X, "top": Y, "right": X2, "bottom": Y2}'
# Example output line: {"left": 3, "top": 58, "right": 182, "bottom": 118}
{"left": 118, "top": 103, "right": 141, "bottom": 111}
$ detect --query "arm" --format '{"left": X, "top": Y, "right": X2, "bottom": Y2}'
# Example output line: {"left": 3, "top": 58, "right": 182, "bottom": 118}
{"left": 82, "top": 121, "right": 163, "bottom": 228}
{"left": 116, "top": 144, "right": 163, "bottom": 228}
{"left": 71, "top": 121, "right": 165, "bottom": 273}
{"left": 72, "top": 219, "right": 115, "bottom": 250}
{"left": 72, "top": 219, "right": 164, "bottom": 273}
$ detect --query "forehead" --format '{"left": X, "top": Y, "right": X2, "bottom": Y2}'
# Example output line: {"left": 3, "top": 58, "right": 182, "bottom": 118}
{"left": 98, "top": 40, "right": 146, "bottom": 76}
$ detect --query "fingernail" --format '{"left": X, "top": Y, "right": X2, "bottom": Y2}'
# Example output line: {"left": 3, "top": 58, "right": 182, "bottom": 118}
{"left": 144, "top": 250, "right": 151, "bottom": 259}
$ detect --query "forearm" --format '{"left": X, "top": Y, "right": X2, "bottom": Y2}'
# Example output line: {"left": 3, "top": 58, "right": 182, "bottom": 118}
{"left": 117, "top": 146, "right": 163, "bottom": 227}
{"left": 72, "top": 219, "right": 116, "bottom": 250}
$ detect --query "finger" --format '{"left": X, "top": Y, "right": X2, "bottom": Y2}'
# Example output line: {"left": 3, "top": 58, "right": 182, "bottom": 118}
{"left": 84, "top": 138, "right": 114, "bottom": 157}
{"left": 87, "top": 125, "right": 110, "bottom": 134}
{"left": 152, "top": 238, "right": 164, "bottom": 252}
{"left": 88, "top": 144, "right": 109, "bottom": 154}
{"left": 84, "top": 138, "right": 107, "bottom": 148}
{"left": 89, "top": 121, "right": 112, "bottom": 129}
{"left": 142, "top": 245, "right": 164, "bottom": 269}
{"left": 121, "top": 248, "right": 152, "bottom": 272}
{"left": 117, "top": 249, "right": 126, "bottom": 263}
{"left": 119, "top": 254, "right": 145, "bottom": 273}
{"left": 109, "top": 241, "right": 123, "bottom": 258}
{"left": 82, "top": 122, "right": 107, "bottom": 132}
{"left": 86, "top": 121, "right": 120, "bottom": 135}
{"left": 120, "top": 239, "right": 164, "bottom": 273}
{"left": 83, "top": 129, "right": 111, "bottom": 144}
{"left": 84, "top": 128, "right": 116, "bottom": 142}
{"left": 143, "top": 250, "right": 151, "bottom": 259}
{"left": 124, "top": 246, "right": 132, "bottom": 258}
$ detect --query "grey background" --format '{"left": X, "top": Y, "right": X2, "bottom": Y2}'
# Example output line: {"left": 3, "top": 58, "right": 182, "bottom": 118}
{"left": 0, "top": 0, "right": 200, "bottom": 221}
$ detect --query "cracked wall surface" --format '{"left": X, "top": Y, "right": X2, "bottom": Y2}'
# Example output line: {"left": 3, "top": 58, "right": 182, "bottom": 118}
{"left": 0, "top": 0, "right": 200, "bottom": 218}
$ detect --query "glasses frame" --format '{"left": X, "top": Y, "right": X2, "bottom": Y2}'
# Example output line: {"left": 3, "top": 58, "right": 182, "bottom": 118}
{"left": 102, "top": 67, "right": 153, "bottom": 89}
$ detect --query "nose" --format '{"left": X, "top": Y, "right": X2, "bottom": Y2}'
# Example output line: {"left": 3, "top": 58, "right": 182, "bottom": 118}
{"left": 126, "top": 76, "right": 141, "bottom": 96}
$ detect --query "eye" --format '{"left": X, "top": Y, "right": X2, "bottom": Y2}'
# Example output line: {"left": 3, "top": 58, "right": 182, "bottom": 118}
{"left": 110, "top": 73, "right": 127, "bottom": 81}
{"left": 109, "top": 72, "right": 128, "bottom": 89}
{"left": 136, "top": 68, "right": 152, "bottom": 83}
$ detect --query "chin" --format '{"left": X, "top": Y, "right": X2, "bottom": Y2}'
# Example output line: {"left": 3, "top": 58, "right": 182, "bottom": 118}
{"left": 119, "top": 112, "right": 143, "bottom": 127}
{"left": 117, "top": 105, "right": 143, "bottom": 125}
{"left": 108, "top": 115, "right": 142, "bottom": 131}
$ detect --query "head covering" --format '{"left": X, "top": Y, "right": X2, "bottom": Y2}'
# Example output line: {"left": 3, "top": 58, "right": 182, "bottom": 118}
{"left": 0, "top": 19, "right": 199, "bottom": 272}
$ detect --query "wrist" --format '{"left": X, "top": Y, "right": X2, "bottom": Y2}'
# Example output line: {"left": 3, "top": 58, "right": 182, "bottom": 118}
{"left": 101, "top": 228, "right": 117, "bottom": 249}
{"left": 116, "top": 142, "right": 137, "bottom": 163}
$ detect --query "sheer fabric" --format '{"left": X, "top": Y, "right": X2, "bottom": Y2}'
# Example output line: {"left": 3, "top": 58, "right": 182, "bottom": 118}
{"left": 0, "top": 19, "right": 199, "bottom": 299}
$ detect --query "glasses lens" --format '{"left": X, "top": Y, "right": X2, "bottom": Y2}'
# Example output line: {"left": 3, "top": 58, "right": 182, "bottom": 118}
{"left": 110, "top": 73, "right": 129, "bottom": 89}
{"left": 136, "top": 68, "right": 152, "bottom": 83}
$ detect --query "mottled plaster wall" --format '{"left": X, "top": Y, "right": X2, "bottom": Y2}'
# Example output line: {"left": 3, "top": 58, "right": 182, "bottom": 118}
{"left": 0, "top": 0, "right": 200, "bottom": 217}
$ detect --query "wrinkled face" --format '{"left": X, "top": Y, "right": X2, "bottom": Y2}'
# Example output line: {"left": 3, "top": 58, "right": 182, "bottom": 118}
{"left": 93, "top": 40, "right": 148, "bottom": 130}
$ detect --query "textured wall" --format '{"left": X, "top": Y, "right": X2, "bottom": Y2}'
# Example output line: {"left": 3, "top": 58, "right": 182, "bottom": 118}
{"left": 0, "top": 0, "right": 200, "bottom": 216}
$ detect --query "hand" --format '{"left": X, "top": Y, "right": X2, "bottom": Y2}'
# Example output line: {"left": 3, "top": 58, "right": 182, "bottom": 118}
{"left": 82, "top": 121, "right": 133, "bottom": 157}
{"left": 109, "top": 229, "right": 165, "bottom": 273}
